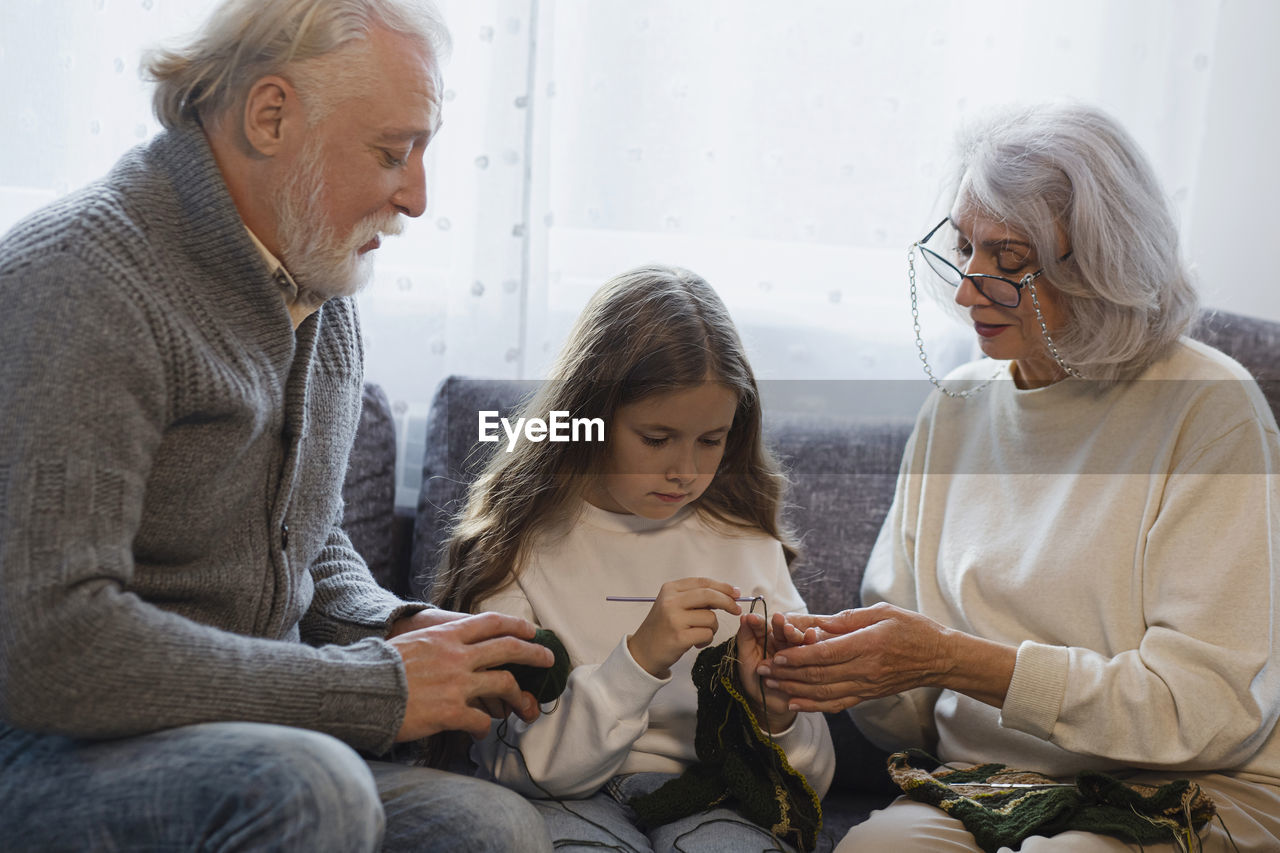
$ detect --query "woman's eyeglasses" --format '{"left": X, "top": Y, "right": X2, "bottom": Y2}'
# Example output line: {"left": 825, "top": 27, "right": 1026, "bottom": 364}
{"left": 913, "top": 217, "right": 1067, "bottom": 308}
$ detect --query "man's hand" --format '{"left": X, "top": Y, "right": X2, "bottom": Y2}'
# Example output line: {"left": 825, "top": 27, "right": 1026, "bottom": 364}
{"left": 757, "top": 603, "right": 1017, "bottom": 713}
{"left": 388, "top": 611, "right": 554, "bottom": 741}
{"left": 387, "top": 607, "right": 470, "bottom": 637}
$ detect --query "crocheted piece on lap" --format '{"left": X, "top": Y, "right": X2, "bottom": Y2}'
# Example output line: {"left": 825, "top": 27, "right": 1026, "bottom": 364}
{"left": 888, "top": 749, "right": 1217, "bottom": 853}
{"left": 628, "top": 636, "right": 823, "bottom": 852}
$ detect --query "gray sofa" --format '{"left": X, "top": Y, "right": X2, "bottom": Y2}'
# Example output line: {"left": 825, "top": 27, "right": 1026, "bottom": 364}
{"left": 341, "top": 308, "right": 1280, "bottom": 850}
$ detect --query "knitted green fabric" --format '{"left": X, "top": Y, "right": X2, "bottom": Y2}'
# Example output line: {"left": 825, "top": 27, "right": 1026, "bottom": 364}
{"left": 888, "top": 750, "right": 1217, "bottom": 853}
{"left": 628, "top": 636, "right": 823, "bottom": 852}
{"left": 496, "top": 628, "right": 570, "bottom": 704}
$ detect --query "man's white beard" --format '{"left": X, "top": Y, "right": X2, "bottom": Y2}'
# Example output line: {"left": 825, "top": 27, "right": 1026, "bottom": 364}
{"left": 275, "top": 136, "right": 403, "bottom": 302}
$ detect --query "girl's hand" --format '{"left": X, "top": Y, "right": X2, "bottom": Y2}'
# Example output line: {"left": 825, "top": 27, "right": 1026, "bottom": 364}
{"left": 628, "top": 577, "right": 742, "bottom": 678}
{"left": 770, "top": 611, "right": 820, "bottom": 648}
{"left": 736, "top": 612, "right": 797, "bottom": 732}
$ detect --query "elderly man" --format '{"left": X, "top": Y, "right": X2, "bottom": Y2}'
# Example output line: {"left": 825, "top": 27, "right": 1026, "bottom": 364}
{"left": 0, "top": 1, "right": 553, "bottom": 850}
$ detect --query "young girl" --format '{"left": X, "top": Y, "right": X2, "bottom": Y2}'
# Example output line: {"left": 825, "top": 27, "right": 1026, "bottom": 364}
{"left": 432, "top": 265, "right": 835, "bottom": 852}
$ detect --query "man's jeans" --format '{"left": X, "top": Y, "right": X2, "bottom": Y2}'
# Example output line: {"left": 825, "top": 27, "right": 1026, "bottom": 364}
{"left": 0, "top": 721, "right": 553, "bottom": 852}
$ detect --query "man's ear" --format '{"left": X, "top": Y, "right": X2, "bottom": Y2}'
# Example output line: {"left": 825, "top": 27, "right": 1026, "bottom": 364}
{"left": 242, "top": 75, "right": 300, "bottom": 157}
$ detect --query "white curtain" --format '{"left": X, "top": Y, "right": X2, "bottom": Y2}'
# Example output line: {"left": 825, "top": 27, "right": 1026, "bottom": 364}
{"left": 530, "top": 0, "right": 1219, "bottom": 380}
{"left": 1, "top": 0, "right": 1271, "bottom": 506}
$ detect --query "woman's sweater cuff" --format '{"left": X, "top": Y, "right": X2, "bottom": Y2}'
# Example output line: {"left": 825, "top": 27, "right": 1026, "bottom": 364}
{"left": 1000, "top": 641, "right": 1070, "bottom": 740}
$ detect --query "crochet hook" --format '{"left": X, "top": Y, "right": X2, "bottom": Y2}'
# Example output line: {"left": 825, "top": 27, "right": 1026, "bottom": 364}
{"left": 960, "top": 783, "right": 1076, "bottom": 788}
{"left": 605, "top": 596, "right": 760, "bottom": 602}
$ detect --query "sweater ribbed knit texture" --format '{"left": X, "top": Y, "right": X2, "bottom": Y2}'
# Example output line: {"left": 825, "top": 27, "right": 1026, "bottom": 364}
{"left": 0, "top": 125, "right": 417, "bottom": 754}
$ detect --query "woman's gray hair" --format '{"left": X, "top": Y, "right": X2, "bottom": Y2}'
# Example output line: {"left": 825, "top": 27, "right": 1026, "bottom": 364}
{"left": 144, "top": 0, "right": 451, "bottom": 130}
{"left": 953, "top": 102, "right": 1199, "bottom": 382}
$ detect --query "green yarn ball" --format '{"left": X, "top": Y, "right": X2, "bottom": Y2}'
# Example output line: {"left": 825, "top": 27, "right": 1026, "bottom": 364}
{"left": 497, "top": 627, "right": 570, "bottom": 704}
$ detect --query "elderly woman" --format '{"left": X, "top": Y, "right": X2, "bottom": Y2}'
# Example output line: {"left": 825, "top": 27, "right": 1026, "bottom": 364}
{"left": 762, "top": 103, "right": 1280, "bottom": 851}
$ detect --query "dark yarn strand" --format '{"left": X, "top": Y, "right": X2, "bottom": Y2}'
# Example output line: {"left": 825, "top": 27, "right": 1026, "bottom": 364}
{"left": 490, "top": 629, "right": 642, "bottom": 851}
{"left": 494, "top": 717, "right": 642, "bottom": 852}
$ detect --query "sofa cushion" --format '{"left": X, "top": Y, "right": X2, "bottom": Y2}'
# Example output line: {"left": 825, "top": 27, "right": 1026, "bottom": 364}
{"left": 341, "top": 382, "right": 399, "bottom": 591}
{"left": 411, "top": 377, "right": 539, "bottom": 599}
{"left": 1191, "top": 308, "right": 1280, "bottom": 424}
{"left": 768, "top": 413, "right": 913, "bottom": 616}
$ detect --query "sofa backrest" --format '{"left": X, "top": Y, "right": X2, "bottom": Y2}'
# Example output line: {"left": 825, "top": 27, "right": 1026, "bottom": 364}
{"left": 410, "top": 378, "right": 540, "bottom": 599}
{"left": 765, "top": 413, "right": 913, "bottom": 615}
{"left": 1192, "top": 309, "right": 1280, "bottom": 424}
{"left": 404, "top": 308, "right": 1280, "bottom": 613}
{"left": 341, "top": 383, "right": 400, "bottom": 591}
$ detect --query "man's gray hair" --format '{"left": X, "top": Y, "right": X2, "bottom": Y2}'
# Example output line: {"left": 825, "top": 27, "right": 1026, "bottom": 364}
{"left": 953, "top": 102, "right": 1199, "bottom": 382}
{"left": 145, "top": 0, "right": 451, "bottom": 129}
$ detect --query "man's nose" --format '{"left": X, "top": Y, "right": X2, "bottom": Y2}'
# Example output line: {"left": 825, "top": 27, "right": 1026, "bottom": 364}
{"left": 392, "top": 155, "right": 427, "bottom": 218}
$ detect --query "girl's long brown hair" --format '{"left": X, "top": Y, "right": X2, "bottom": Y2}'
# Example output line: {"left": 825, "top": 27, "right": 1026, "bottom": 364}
{"left": 431, "top": 265, "right": 798, "bottom": 614}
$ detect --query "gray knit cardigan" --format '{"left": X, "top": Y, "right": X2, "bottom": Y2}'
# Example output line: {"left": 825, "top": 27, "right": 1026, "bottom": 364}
{"left": 0, "top": 124, "right": 421, "bottom": 755}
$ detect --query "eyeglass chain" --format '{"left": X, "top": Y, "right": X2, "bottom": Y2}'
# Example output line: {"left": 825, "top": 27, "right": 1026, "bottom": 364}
{"left": 908, "top": 245, "right": 1086, "bottom": 400}
{"left": 1028, "top": 282, "right": 1087, "bottom": 381}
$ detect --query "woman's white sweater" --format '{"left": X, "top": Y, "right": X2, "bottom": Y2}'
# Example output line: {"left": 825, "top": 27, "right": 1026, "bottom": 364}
{"left": 853, "top": 338, "right": 1280, "bottom": 785}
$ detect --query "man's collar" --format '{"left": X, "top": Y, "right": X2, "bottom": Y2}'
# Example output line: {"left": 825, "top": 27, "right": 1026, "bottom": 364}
{"left": 243, "top": 226, "right": 300, "bottom": 302}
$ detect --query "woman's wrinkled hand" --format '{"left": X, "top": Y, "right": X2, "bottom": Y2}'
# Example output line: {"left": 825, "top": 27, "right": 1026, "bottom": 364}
{"left": 756, "top": 602, "right": 1015, "bottom": 713}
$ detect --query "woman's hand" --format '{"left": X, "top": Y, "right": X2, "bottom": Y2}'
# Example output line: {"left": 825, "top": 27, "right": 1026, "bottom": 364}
{"left": 757, "top": 602, "right": 1017, "bottom": 713}
{"left": 736, "top": 612, "right": 798, "bottom": 732}
{"left": 628, "top": 577, "right": 742, "bottom": 678}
